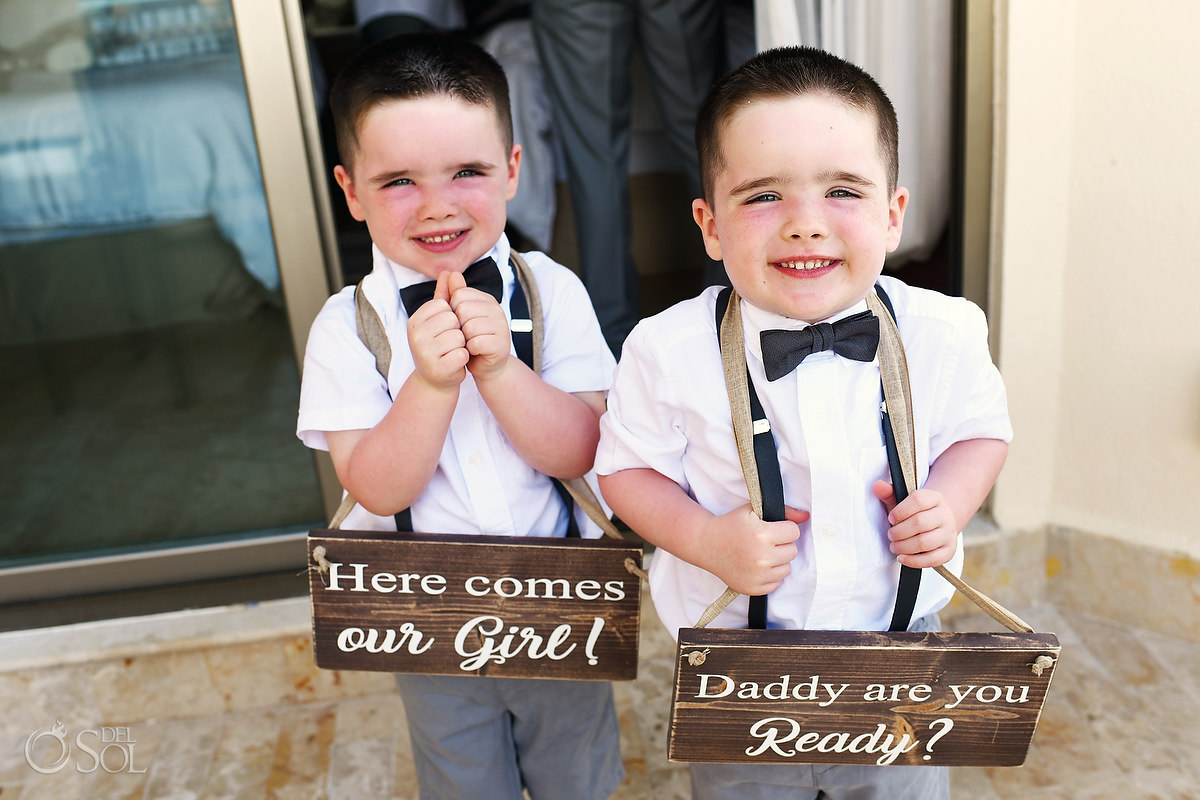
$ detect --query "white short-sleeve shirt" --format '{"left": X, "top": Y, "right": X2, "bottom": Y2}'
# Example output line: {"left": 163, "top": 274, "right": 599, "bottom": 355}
{"left": 298, "top": 234, "right": 616, "bottom": 537}
{"left": 595, "top": 276, "right": 1012, "bottom": 637}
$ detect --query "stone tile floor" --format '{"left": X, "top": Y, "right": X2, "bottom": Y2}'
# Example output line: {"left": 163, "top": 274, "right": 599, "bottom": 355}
{"left": 1, "top": 596, "right": 1197, "bottom": 799}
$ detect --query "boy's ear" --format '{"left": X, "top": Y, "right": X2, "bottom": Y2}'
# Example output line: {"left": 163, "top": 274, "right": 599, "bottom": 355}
{"left": 885, "top": 186, "right": 910, "bottom": 253}
{"left": 333, "top": 165, "right": 366, "bottom": 222}
{"left": 505, "top": 144, "right": 522, "bottom": 202}
{"left": 692, "top": 198, "right": 723, "bottom": 261}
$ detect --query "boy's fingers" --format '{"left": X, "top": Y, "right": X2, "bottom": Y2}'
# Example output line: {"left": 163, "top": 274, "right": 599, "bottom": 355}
{"left": 871, "top": 480, "right": 897, "bottom": 514}
{"left": 898, "top": 542, "right": 956, "bottom": 569}
{"left": 446, "top": 270, "right": 467, "bottom": 298}
{"left": 434, "top": 271, "right": 453, "bottom": 303}
{"left": 783, "top": 506, "right": 810, "bottom": 526}
{"left": 763, "top": 520, "right": 801, "bottom": 547}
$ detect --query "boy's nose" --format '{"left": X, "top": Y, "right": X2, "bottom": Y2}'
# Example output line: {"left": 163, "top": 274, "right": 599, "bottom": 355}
{"left": 783, "top": 200, "right": 827, "bottom": 240}
{"left": 418, "top": 191, "right": 456, "bottom": 219}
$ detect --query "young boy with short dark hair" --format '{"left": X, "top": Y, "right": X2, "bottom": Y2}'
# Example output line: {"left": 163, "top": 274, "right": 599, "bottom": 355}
{"left": 297, "top": 33, "right": 622, "bottom": 799}
{"left": 596, "top": 46, "right": 1012, "bottom": 799}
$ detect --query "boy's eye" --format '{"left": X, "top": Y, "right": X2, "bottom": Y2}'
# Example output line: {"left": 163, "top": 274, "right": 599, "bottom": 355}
{"left": 828, "top": 188, "right": 861, "bottom": 199}
{"left": 746, "top": 192, "right": 780, "bottom": 204}
{"left": 384, "top": 177, "right": 412, "bottom": 188}
{"left": 455, "top": 168, "right": 481, "bottom": 178}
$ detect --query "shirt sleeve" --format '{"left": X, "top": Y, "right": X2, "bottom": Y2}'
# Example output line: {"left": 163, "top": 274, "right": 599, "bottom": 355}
{"left": 909, "top": 289, "right": 1013, "bottom": 464}
{"left": 296, "top": 287, "right": 394, "bottom": 451}
{"left": 527, "top": 253, "right": 616, "bottom": 394}
{"left": 595, "top": 315, "right": 693, "bottom": 489}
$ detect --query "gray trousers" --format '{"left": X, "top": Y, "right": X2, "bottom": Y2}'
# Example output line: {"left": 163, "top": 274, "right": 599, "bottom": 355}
{"left": 394, "top": 673, "right": 624, "bottom": 800}
{"left": 690, "top": 761, "right": 950, "bottom": 800}
{"left": 531, "top": 0, "right": 726, "bottom": 353}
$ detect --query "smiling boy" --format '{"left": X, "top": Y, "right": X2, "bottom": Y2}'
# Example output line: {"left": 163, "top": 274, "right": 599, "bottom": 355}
{"left": 297, "top": 33, "right": 622, "bottom": 800}
{"left": 596, "top": 46, "right": 1011, "bottom": 799}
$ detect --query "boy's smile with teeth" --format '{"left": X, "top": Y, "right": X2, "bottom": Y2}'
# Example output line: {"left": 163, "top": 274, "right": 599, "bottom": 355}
{"left": 418, "top": 232, "right": 465, "bottom": 244}
{"left": 777, "top": 259, "right": 836, "bottom": 271}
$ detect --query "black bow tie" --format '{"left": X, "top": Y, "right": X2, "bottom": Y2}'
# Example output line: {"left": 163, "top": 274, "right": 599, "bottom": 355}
{"left": 759, "top": 310, "right": 880, "bottom": 381}
{"left": 399, "top": 257, "right": 503, "bottom": 315}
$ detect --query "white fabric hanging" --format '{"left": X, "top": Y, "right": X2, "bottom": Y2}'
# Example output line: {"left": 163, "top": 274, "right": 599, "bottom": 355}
{"left": 754, "top": 0, "right": 952, "bottom": 267}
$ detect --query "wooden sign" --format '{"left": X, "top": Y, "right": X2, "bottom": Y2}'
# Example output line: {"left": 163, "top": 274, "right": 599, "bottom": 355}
{"left": 668, "top": 628, "right": 1060, "bottom": 766}
{"left": 308, "top": 529, "right": 642, "bottom": 681}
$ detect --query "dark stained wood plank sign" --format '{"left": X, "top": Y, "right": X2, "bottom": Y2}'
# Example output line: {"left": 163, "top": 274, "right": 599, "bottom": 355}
{"left": 668, "top": 628, "right": 1061, "bottom": 767}
{"left": 308, "top": 529, "right": 642, "bottom": 681}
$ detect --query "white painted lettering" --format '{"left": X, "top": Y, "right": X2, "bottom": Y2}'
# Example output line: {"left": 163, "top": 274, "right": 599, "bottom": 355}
{"left": 335, "top": 625, "right": 433, "bottom": 654}
{"left": 326, "top": 562, "right": 368, "bottom": 592}
{"left": 744, "top": 718, "right": 918, "bottom": 766}
{"left": 946, "top": 685, "right": 975, "bottom": 709}
{"left": 603, "top": 580, "right": 627, "bottom": 601}
{"left": 790, "top": 675, "right": 820, "bottom": 701}
{"left": 821, "top": 683, "right": 850, "bottom": 708}
{"left": 421, "top": 573, "right": 446, "bottom": 595}
{"left": 525, "top": 577, "right": 572, "bottom": 599}
{"left": 575, "top": 579, "right": 601, "bottom": 600}
{"left": 908, "top": 684, "right": 933, "bottom": 702}
{"left": 977, "top": 685, "right": 1002, "bottom": 703}
{"left": 370, "top": 571, "right": 396, "bottom": 593}
{"left": 1006, "top": 685, "right": 1030, "bottom": 703}
{"left": 745, "top": 717, "right": 800, "bottom": 757}
{"left": 493, "top": 577, "right": 523, "bottom": 598}
{"left": 737, "top": 682, "right": 762, "bottom": 699}
{"left": 696, "top": 673, "right": 734, "bottom": 699}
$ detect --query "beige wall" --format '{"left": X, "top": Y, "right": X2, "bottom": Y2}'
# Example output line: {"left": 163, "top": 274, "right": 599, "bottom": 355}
{"left": 991, "top": 0, "right": 1200, "bottom": 558}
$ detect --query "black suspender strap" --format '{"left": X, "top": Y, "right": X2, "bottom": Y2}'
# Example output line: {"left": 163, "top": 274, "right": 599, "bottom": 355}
{"left": 715, "top": 288, "right": 770, "bottom": 628}
{"left": 508, "top": 270, "right": 535, "bottom": 371}
{"left": 714, "top": 285, "right": 920, "bottom": 632}
{"left": 872, "top": 284, "right": 922, "bottom": 632}
{"left": 551, "top": 478, "right": 582, "bottom": 538}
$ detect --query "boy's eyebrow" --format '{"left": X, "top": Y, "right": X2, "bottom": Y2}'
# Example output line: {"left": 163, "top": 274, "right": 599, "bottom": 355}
{"left": 365, "top": 160, "right": 499, "bottom": 187}
{"left": 368, "top": 169, "right": 411, "bottom": 187}
{"left": 727, "top": 170, "right": 878, "bottom": 198}
{"left": 456, "top": 160, "right": 499, "bottom": 173}
{"left": 727, "top": 175, "right": 785, "bottom": 198}
{"left": 818, "top": 169, "right": 878, "bottom": 189}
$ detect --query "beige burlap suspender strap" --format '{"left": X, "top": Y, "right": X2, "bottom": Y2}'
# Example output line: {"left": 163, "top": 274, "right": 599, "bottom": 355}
{"left": 694, "top": 288, "right": 1033, "bottom": 634}
{"left": 507, "top": 253, "right": 624, "bottom": 541}
{"left": 327, "top": 253, "right": 628, "bottom": 547}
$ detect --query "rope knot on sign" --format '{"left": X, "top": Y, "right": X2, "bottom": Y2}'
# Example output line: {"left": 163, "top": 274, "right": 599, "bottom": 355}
{"left": 311, "top": 545, "right": 332, "bottom": 573}
{"left": 624, "top": 557, "right": 649, "bottom": 581}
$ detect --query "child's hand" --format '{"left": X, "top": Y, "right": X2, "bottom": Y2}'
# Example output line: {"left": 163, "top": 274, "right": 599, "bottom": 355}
{"left": 700, "top": 504, "right": 809, "bottom": 596}
{"left": 871, "top": 481, "right": 958, "bottom": 568}
{"left": 406, "top": 272, "right": 469, "bottom": 390}
{"left": 447, "top": 271, "right": 512, "bottom": 379}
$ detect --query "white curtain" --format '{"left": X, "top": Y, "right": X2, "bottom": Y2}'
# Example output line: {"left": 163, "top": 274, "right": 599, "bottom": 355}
{"left": 754, "top": 0, "right": 952, "bottom": 266}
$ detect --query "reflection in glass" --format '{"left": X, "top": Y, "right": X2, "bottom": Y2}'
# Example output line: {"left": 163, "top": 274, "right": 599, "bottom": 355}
{"left": 0, "top": 0, "right": 323, "bottom": 567}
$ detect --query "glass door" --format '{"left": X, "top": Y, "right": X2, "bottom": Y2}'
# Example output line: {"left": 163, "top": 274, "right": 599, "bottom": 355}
{"left": 0, "top": 0, "right": 336, "bottom": 607}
